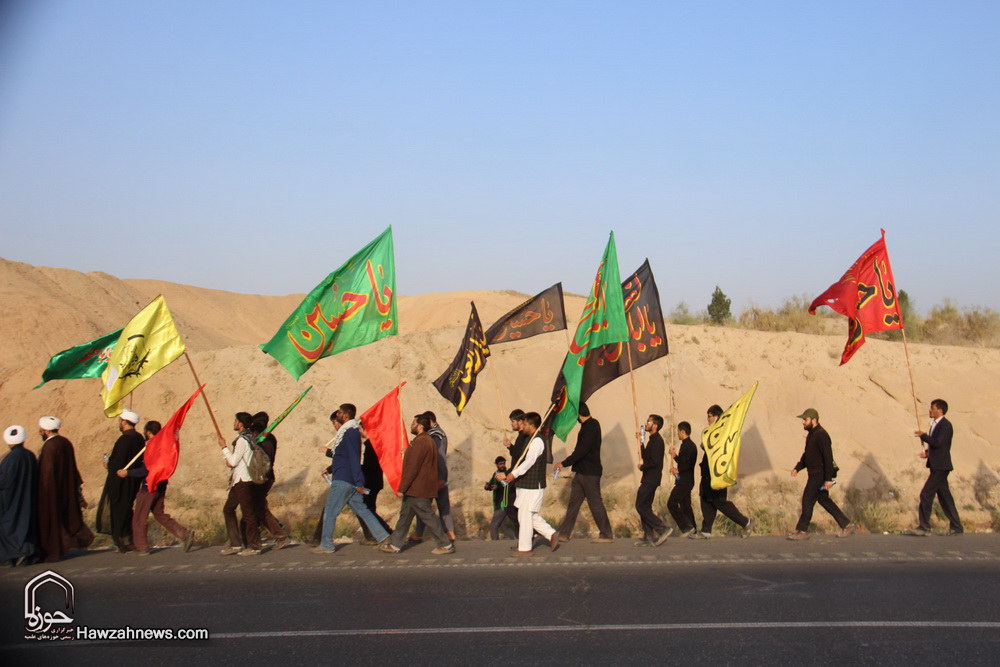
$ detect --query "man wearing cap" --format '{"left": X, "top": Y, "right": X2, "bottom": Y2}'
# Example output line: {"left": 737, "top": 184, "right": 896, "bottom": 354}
{"left": 96, "top": 409, "right": 146, "bottom": 553}
{"left": 0, "top": 425, "right": 39, "bottom": 566}
{"left": 36, "top": 416, "right": 93, "bottom": 562}
{"left": 788, "top": 408, "right": 855, "bottom": 540}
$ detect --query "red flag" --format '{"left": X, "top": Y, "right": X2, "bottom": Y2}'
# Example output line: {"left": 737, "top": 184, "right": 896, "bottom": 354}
{"left": 360, "top": 382, "right": 407, "bottom": 494}
{"left": 144, "top": 385, "right": 204, "bottom": 492}
{"left": 809, "top": 230, "right": 903, "bottom": 364}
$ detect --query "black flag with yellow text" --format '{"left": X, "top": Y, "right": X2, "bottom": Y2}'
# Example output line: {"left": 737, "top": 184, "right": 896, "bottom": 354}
{"left": 433, "top": 302, "right": 491, "bottom": 415}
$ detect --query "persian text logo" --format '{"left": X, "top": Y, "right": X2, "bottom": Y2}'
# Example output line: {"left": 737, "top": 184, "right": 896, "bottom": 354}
{"left": 24, "top": 570, "right": 76, "bottom": 640}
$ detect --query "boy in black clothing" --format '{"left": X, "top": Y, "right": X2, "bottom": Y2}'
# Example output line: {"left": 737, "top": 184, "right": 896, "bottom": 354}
{"left": 485, "top": 456, "right": 517, "bottom": 540}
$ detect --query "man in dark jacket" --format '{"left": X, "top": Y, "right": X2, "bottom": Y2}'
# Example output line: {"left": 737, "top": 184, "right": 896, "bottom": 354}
{"left": 692, "top": 405, "right": 751, "bottom": 539}
{"left": 380, "top": 415, "right": 454, "bottom": 554}
{"left": 667, "top": 421, "right": 698, "bottom": 536}
{"left": 250, "top": 411, "right": 289, "bottom": 549}
{"left": 907, "top": 398, "right": 963, "bottom": 536}
{"left": 313, "top": 404, "right": 390, "bottom": 554}
{"left": 411, "top": 411, "right": 455, "bottom": 542}
{"left": 788, "top": 408, "right": 855, "bottom": 540}
{"left": 554, "top": 403, "right": 614, "bottom": 543}
{"left": 634, "top": 415, "right": 671, "bottom": 546}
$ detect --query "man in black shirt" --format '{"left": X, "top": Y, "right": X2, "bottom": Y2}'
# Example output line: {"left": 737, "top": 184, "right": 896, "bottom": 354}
{"left": 667, "top": 421, "right": 698, "bottom": 536}
{"left": 501, "top": 410, "right": 526, "bottom": 532}
{"left": 634, "top": 414, "right": 671, "bottom": 546}
{"left": 692, "top": 404, "right": 752, "bottom": 539}
{"left": 788, "top": 408, "right": 855, "bottom": 540}
{"left": 554, "top": 403, "right": 614, "bottom": 543}
{"left": 484, "top": 456, "right": 517, "bottom": 540}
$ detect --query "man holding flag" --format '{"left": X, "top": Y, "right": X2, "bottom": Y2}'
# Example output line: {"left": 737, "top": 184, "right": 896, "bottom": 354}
{"left": 692, "top": 403, "right": 753, "bottom": 539}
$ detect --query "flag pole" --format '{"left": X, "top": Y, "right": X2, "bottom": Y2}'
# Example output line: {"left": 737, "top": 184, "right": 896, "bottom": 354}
{"left": 122, "top": 446, "right": 147, "bottom": 471}
{"left": 881, "top": 231, "right": 922, "bottom": 441}
{"left": 625, "top": 342, "right": 643, "bottom": 461}
{"left": 183, "top": 352, "right": 225, "bottom": 445}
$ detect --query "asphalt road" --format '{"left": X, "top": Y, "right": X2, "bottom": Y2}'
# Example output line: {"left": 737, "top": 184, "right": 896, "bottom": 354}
{"left": 2, "top": 533, "right": 998, "bottom": 665}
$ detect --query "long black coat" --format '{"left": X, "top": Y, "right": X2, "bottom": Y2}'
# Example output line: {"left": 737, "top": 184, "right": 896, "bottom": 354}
{"left": 0, "top": 445, "right": 38, "bottom": 561}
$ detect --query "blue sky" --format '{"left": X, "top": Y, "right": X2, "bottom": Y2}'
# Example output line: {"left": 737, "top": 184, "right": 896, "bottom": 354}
{"left": 1, "top": 2, "right": 997, "bottom": 312}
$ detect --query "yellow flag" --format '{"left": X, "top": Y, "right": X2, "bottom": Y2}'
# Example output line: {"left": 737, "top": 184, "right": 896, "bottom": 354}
{"left": 100, "top": 295, "right": 186, "bottom": 417}
{"left": 702, "top": 381, "right": 759, "bottom": 490}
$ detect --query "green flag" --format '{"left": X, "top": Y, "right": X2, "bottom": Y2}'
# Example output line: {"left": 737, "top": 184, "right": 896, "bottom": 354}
{"left": 34, "top": 328, "right": 124, "bottom": 389}
{"left": 550, "top": 232, "right": 629, "bottom": 440}
{"left": 257, "top": 386, "right": 313, "bottom": 443}
{"left": 261, "top": 227, "right": 398, "bottom": 379}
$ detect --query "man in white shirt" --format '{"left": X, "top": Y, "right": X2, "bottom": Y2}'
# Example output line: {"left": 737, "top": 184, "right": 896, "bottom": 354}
{"left": 504, "top": 412, "right": 559, "bottom": 556}
{"left": 220, "top": 412, "right": 261, "bottom": 556}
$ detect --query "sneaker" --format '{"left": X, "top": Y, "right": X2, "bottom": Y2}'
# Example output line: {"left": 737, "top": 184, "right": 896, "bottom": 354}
{"left": 680, "top": 528, "right": 697, "bottom": 538}
{"left": 634, "top": 539, "right": 653, "bottom": 547}
{"left": 742, "top": 518, "right": 754, "bottom": 538}
{"left": 375, "top": 535, "right": 391, "bottom": 547}
{"left": 238, "top": 548, "right": 262, "bottom": 556}
{"left": 135, "top": 550, "right": 151, "bottom": 557}
{"left": 311, "top": 546, "right": 337, "bottom": 554}
{"left": 903, "top": 527, "right": 931, "bottom": 537}
{"left": 379, "top": 543, "right": 401, "bottom": 554}
{"left": 837, "top": 523, "right": 857, "bottom": 538}
{"left": 786, "top": 531, "right": 810, "bottom": 541}
{"left": 219, "top": 546, "right": 242, "bottom": 556}
{"left": 431, "top": 544, "right": 456, "bottom": 555}
{"left": 654, "top": 528, "right": 674, "bottom": 546}
{"left": 943, "top": 529, "right": 964, "bottom": 536}
{"left": 271, "top": 536, "right": 290, "bottom": 550}
{"left": 358, "top": 538, "right": 377, "bottom": 546}
{"left": 183, "top": 531, "right": 196, "bottom": 553}
{"left": 590, "top": 537, "right": 614, "bottom": 543}
{"left": 688, "top": 531, "right": 710, "bottom": 540}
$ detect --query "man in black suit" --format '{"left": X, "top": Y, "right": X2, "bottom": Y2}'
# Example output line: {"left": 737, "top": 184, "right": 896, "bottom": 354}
{"left": 554, "top": 403, "right": 614, "bottom": 543}
{"left": 787, "top": 408, "right": 855, "bottom": 540}
{"left": 690, "top": 404, "right": 752, "bottom": 539}
{"left": 667, "top": 421, "right": 698, "bottom": 536}
{"left": 634, "top": 415, "right": 671, "bottom": 546}
{"left": 906, "top": 398, "right": 963, "bottom": 536}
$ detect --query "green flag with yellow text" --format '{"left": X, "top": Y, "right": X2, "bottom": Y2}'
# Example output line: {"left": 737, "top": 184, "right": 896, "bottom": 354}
{"left": 261, "top": 227, "right": 398, "bottom": 379}
{"left": 549, "top": 232, "right": 629, "bottom": 440}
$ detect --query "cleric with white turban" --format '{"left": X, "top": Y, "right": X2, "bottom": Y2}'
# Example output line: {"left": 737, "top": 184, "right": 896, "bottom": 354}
{"left": 0, "top": 424, "right": 39, "bottom": 564}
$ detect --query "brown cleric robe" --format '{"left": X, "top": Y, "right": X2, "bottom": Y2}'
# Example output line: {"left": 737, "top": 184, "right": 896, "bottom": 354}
{"left": 37, "top": 434, "right": 94, "bottom": 562}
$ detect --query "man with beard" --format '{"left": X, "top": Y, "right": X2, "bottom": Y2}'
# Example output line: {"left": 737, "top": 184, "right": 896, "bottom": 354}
{"left": 788, "top": 408, "right": 855, "bottom": 540}
{"left": 667, "top": 422, "right": 698, "bottom": 536}
{"left": 410, "top": 411, "right": 455, "bottom": 543}
{"left": 554, "top": 403, "right": 614, "bottom": 543}
{"left": 36, "top": 416, "right": 93, "bottom": 562}
{"left": 0, "top": 425, "right": 39, "bottom": 566}
{"left": 97, "top": 409, "right": 145, "bottom": 553}
{"left": 634, "top": 414, "right": 671, "bottom": 546}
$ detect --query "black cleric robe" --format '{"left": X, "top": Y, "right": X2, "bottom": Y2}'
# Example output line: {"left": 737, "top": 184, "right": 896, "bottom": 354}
{"left": 96, "top": 429, "right": 145, "bottom": 545}
{"left": 0, "top": 444, "right": 39, "bottom": 562}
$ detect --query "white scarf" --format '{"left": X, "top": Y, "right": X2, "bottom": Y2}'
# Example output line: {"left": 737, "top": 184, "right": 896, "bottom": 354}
{"left": 332, "top": 418, "right": 360, "bottom": 450}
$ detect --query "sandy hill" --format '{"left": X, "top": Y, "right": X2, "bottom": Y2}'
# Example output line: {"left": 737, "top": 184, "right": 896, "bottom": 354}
{"left": 1, "top": 256, "right": 997, "bottom": 538}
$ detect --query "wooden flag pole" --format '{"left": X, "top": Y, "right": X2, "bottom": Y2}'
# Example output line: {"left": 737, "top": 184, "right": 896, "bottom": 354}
{"left": 395, "top": 338, "right": 406, "bottom": 421}
{"left": 122, "top": 446, "right": 147, "bottom": 471}
{"left": 183, "top": 352, "right": 225, "bottom": 445}
{"left": 625, "top": 342, "right": 642, "bottom": 461}
{"left": 900, "top": 327, "right": 923, "bottom": 441}
{"left": 512, "top": 402, "right": 558, "bottom": 470}
{"left": 881, "top": 231, "right": 922, "bottom": 444}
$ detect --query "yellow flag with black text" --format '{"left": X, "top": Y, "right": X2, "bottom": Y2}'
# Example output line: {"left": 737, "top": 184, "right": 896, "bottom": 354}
{"left": 702, "top": 382, "right": 758, "bottom": 490}
{"left": 100, "top": 295, "right": 186, "bottom": 417}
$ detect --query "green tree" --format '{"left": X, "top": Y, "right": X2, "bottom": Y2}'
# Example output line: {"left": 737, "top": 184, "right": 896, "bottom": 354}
{"left": 707, "top": 286, "right": 731, "bottom": 325}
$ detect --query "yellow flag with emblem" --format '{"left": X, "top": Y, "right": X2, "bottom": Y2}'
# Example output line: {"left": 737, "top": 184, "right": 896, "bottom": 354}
{"left": 101, "top": 295, "right": 186, "bottom": 417}
{"left": 703, "top": 381, "right": 759, "bottom": 490}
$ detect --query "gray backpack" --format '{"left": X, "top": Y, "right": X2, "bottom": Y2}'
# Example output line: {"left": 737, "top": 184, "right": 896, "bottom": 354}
{"left": 247, "top": 441, "right": 272, "bottom": 484}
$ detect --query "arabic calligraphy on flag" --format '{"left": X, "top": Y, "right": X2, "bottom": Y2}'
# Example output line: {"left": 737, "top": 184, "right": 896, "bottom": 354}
{"left": 484, "top": 283, "right": 567, "bottom": 345}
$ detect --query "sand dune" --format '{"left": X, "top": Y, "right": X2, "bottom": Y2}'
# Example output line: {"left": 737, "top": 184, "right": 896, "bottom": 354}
{"left": 1, "top": 256, "right": 997, "bottom": 537}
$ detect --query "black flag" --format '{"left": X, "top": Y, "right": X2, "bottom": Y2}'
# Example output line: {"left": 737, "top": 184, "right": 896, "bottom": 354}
{"left": 484, "top": 283, "right": 567, "bottom": 345}
{"left": 433, "top": 302, "right": 491, "bottom": 415}
{"left": 550, "top": 260, "right": 668, "bottom": 407}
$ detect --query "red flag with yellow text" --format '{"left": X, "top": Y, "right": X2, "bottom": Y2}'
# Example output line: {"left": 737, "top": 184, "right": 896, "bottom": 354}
{"left": 809, "top": 230, "right": 903, "bottom": 364}
{"left": 360, "top": 382, "right": 407, "bottom": 494}
{"left": 144, "top": 385, "right": 203, "bottom": 492}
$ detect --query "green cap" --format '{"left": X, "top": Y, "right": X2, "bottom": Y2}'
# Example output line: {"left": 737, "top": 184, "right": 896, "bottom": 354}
{"left": 796, "top": 408, "right": 819, "bottom": 420}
